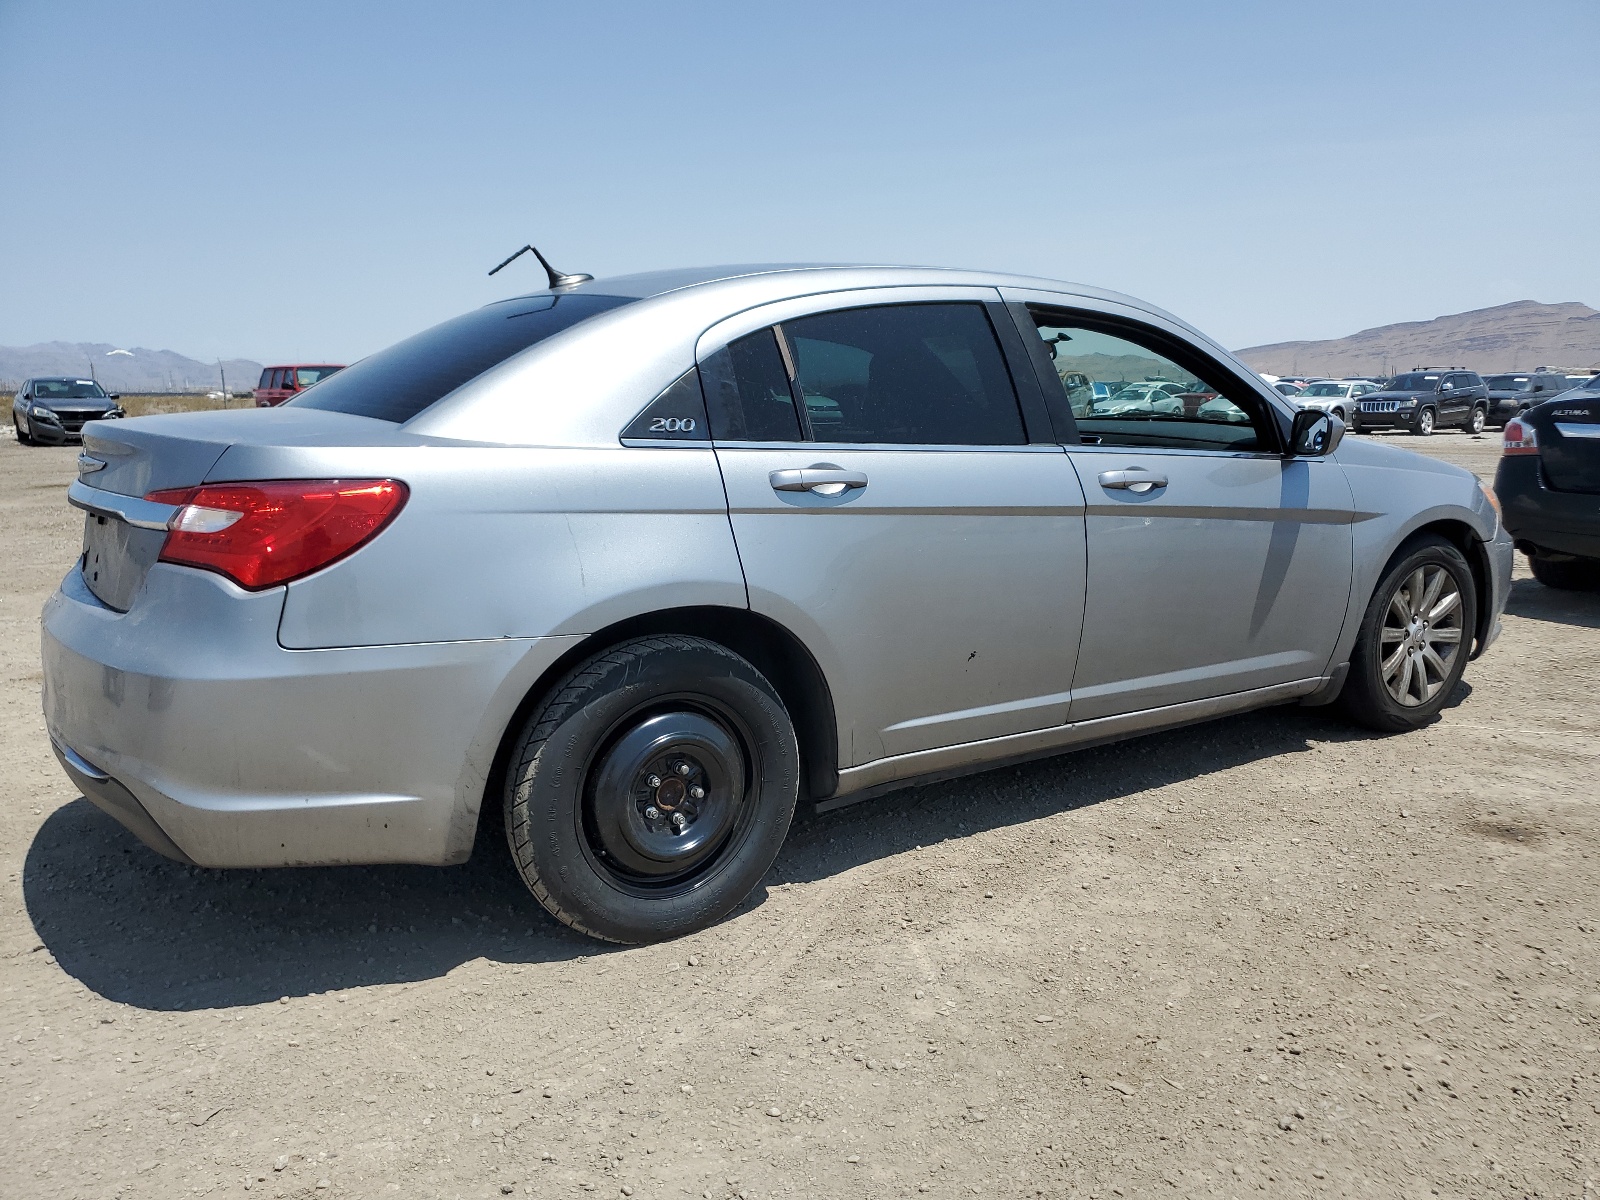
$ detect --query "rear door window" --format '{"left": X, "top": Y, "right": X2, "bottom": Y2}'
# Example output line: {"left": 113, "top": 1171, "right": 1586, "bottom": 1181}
{"left": 291, "top": 292, "right": 633, "bottom": 423}
{"left": 782, "top": 303, "right": 1026, "bottom": 445}
{"left": 701, "top": 330, "right": 803, "bottom": 442}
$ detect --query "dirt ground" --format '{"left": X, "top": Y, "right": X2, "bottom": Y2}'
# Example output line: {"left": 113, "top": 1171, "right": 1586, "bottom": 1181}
{"left": 1, "top": 426, "right": 1596, "bottom": 1200}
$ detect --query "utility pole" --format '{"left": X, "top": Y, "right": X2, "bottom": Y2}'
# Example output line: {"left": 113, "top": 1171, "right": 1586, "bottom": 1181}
{"left": 218, "top": 360, "right": 228, "bottom": 403}
{"left": 87, "top": 355, "right": 98, "bottom": 384}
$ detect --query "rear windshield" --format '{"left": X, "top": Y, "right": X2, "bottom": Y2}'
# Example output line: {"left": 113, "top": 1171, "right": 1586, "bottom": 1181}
{"left": 290, "top": 293, "right": 633, "bottom": 423}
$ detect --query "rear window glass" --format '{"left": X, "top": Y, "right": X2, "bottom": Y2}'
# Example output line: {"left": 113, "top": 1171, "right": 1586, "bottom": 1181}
{"left": 701, "top": 330, "right": 804, "bottom": 441}
{"left": 784, "top": 303, "right": 1025, "bottom": 445}
{"left": 291, "top": 293, "right": 633, "bottom": 423}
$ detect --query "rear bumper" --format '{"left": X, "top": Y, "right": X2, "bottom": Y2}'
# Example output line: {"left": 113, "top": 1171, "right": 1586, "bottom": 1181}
{"left": 42, "top": 563, "right": 582, "bottom": 868}
{"left": 1495, "top": 457, "right": 1600, "bottom": 561}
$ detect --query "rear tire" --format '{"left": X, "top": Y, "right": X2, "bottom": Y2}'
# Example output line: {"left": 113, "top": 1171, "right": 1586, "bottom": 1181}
{"left": 504, "top": 635, "right": 800, "bottom": 944}
{"left": 1338, "top": 535, "right": 1477, "bottom": 732}
{"left": 1466, "top": 405, "right": 1486, "bottom": 435}
{"left": 1529, "top": 554, "right": 1600, "bottom": 591}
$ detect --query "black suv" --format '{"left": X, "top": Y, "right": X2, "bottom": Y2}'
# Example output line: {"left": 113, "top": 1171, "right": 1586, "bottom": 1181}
{"left": 1482, "top": 370, "right": 1573, "bottom": 428}
{"left": 1352, "top": 368, "right": 1490, "bottom": 436}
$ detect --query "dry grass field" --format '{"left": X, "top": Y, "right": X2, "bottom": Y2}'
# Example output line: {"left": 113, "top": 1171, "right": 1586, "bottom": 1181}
{"left": 1, "top": 427, "right": 1596, "bottom": 1200}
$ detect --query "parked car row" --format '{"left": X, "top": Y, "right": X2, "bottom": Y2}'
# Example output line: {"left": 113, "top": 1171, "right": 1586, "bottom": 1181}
{"left": 1281, "top": 368, "right": 1600, "bottom": 437}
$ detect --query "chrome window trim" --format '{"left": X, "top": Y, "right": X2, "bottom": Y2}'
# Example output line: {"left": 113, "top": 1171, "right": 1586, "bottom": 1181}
{"left": 708, "top": 440, "right": 1067, "bottom": 454}
{"left": 1065, "top": 441, "right": 1304, "bottom": 462}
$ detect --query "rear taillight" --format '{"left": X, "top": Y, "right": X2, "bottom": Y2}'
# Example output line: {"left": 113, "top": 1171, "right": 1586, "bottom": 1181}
{"left": 1502, "top": 417, "right": 1539, "bottom": 456}
{"left": 145, "top": 479, "right": 407, "bottom": 590}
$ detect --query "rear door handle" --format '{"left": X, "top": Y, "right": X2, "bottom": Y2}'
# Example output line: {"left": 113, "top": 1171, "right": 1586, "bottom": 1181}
{"left": 1097, "top": 468, "right": 1168, "bottom": 494}
{"left": 769, "top": 464, "right": 869, "bottom": 497}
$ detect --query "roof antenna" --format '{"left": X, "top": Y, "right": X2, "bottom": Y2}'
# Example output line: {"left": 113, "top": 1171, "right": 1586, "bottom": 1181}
{"left": 487, "top": 244, "right": 593, "bottom": 289}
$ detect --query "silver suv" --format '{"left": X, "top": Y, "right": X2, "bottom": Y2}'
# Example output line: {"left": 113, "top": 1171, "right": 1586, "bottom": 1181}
{"left": 44, "top": 264, "right": 1512, "bottom": 943}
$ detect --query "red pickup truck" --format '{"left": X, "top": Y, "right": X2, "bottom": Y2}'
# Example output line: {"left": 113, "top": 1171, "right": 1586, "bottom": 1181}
{"left": 254, "top": 364, "right": 345, "bottom": 408}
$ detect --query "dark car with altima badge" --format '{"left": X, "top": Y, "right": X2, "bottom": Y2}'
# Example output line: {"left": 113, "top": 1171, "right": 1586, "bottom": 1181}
{"left": 12, "top": 378, "right": 125, "bottom": 445}
{"left": 1495, "top": 383, "right": 1600, "bottom": 589}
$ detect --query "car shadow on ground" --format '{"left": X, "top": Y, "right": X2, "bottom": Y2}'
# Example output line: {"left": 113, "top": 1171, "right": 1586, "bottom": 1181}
{"left": 1503, "top": 577, "right": 1600, "bottom": 629}
{"left": 23, "top": 702, "right": 1397, "bottom": 1012}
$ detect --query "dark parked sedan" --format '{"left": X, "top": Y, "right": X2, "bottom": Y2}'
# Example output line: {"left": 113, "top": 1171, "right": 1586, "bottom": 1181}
{"left": 12, "top": 377, "right": 125, "bottom": 445}
{"left": 1482, "top": 371, "right": 1572, "bottom": 428}
{"left": 1495, "top": 386, "right": 1600, "bottom": 589}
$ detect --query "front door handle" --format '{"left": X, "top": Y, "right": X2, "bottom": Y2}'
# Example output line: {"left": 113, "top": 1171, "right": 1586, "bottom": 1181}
{"left": 769, "top": 464, "right": 869, "bottom": 497}
{"left": 1097, "top": 468, "right": 1168, "bottom": 494}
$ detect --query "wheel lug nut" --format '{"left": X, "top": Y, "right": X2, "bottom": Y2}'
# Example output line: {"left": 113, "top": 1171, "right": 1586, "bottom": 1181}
{"left": 646, "top": 774, "right": 661, "bottom": 789}
{"left": 675, "top": 762, "right": 692, "bottom": 777}
{"left": 689, "top": 785, "right": 705, "bottom": 800}
{"left": 644, "top": 806, "right": 661, "bottom": 820}
{"left": 671, "top": 813, "right": 687, "bottom": 832}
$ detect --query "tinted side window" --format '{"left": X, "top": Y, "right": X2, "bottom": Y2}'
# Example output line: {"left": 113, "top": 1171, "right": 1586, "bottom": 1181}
{"left": 257, "top": 369, "right": 272, "bottom": 389}
{"left": 701, "top": 330, "right": 803, "bottom": 442}
{"left": 782, "top": 303, "right": 1025, "bottom": 445}
{"left": 291, "top": 293, "right": 634, "bottom": 424}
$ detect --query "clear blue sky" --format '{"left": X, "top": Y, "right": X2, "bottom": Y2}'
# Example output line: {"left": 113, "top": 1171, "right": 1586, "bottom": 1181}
{"left": 1, "top": 0, "right": 1595, "bottom": 364}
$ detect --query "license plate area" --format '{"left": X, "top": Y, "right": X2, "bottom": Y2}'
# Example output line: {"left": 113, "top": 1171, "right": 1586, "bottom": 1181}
{"left": 81, "top": 512, "right": 166, "bottom": 611}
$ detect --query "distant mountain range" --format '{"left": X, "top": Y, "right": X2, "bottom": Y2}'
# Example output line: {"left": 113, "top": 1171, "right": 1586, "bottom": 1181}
{"left": 0, "top": 342, "right": 263, "bottom": 393}
{"left": 1237, "top": 301, "right": 1600, "bottom": 379}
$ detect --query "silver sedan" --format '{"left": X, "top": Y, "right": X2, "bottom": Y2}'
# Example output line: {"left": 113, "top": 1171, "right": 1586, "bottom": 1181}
{"left": 42, "top": 263, "right": 1513, "bottom": 943}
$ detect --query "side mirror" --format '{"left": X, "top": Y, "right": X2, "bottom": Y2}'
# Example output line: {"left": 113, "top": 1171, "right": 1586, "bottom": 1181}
{"left": 106, "top": 393, "right": 120, "bottom": 400}
{"left": 1289, "top": 408, "right": 1342, "bottom": 457}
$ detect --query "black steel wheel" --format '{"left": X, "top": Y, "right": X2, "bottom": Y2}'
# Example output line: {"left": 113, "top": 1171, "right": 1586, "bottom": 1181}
{"left": 1337, "top": 535, "right": 1477, "bottom": 732}
{"left": 504, "top": 635, "right": 799, "bottom": 943}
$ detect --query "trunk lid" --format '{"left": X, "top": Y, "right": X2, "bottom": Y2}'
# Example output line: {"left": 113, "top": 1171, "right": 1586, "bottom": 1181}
{"left": 73, "top": 408, "right": 411, "bottom": 610}
{"left": 1530, "top": 395, "right": 1600, "bottom": 495}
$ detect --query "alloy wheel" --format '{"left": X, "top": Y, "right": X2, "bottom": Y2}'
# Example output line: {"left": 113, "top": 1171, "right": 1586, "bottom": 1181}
{"left": 1379, "top": 564, "right": 1464, "bottom": 706}
{"left": 1416, "top": 409, "right": 1435, "bottom": 435}
{"left": 1468, "top": 407, "right": 1485, "bottom": 435}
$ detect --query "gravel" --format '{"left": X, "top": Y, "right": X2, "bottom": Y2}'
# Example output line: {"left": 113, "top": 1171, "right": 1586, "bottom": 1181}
{"left": 1, "top": 431, "right": 1596, "bottom": 1198}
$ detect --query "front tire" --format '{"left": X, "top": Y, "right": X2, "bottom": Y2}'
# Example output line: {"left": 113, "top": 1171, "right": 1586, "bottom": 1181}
{"left": 504, "top": 635, "right": 800, "bottom": 944}
{"left": 1338, "top": 535, "right": 1477, "bottom": 732}
{"left": 1529, "top": 554, "right": 1600, "bottom": 591}
{"left": 1466, "top": 405, "right": 1486, "bottom": 435}
{"left": 1411, "top": 407, "right": 1436, "bottom": 436}
{"left": 15, "top": 416, "right": 32, "bottom": 445}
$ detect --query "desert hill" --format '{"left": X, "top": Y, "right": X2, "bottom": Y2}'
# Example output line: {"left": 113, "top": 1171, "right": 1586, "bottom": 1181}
{"left": 1237, "top": 301, "right": 1600, "bottom": 379}
{"left": 0, "top": 342, "right": 263, "bottom": 394}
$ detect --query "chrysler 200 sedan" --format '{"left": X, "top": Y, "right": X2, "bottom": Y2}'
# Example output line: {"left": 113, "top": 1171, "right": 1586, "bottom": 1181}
{"left": 43, "top": 264, "right": 1512, "bottom": 943}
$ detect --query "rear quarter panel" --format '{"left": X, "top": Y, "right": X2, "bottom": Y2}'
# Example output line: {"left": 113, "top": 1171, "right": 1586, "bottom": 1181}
{"left": 199, "top": 443, "right": 747, "bottom": 649}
